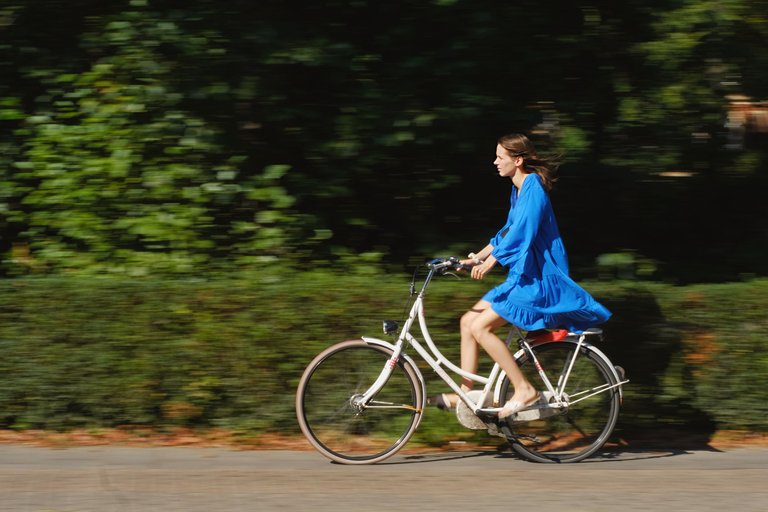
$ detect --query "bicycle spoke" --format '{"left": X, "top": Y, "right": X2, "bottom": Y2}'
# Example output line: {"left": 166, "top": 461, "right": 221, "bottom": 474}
{"left": 564, "top": 414, "right": 590, "bottom": 439}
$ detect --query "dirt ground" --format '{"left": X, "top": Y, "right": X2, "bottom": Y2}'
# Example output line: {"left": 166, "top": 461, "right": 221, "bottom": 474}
{"left": 1, "top": 427, "right": 766, "bottom": 452}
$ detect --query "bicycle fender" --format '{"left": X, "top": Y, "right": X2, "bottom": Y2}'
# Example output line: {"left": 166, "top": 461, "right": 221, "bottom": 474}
{"left": 583, "top": 343, "right": 626, "bottom": 401}
{"left": 361, "top": 336, "right": 428, "bottom": 411}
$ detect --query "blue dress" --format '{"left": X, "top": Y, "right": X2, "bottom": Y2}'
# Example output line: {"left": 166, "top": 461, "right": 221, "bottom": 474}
{"left": 482, "top": 174, "right": 611, "bottom": 333}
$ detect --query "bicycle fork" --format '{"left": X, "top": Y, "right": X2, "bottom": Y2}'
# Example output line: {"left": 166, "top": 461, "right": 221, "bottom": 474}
{"left": 351, "top": 341, "right": 423, "bottom": 413}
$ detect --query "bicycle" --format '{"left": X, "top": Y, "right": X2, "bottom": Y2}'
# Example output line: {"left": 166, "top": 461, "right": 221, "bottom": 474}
{"left": 296, "top": 257, "right": 628, "bottom": 464}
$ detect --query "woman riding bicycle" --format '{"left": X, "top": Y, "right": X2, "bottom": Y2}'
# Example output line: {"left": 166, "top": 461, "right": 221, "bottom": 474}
{"left": 432, "top": 133, "right": 612, "bottom": 418}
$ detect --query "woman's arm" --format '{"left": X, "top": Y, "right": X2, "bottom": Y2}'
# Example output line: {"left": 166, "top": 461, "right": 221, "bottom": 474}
{"left": 471, "top": 253, "right": 497, "bottom": 280}
{"left": 490, "top": 176, "right": 547, "bottom": 273}
{"left": 474, "top": 244, "right": 494, "bottom": 261}
{"left": 458, "top": 243, "right": 497, "bottom": 280}
{"left": 460, "top": 243, "right": 493, "bottom": 265}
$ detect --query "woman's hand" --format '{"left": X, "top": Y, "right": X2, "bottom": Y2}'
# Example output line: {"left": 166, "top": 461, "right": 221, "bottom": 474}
{"left": 471, "top": 256, "right": 497, "bottom": 280}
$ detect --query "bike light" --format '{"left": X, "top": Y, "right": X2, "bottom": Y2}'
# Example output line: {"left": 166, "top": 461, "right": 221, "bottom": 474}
{"left": 382, "top": 320, "right": 399, "bottom": 335}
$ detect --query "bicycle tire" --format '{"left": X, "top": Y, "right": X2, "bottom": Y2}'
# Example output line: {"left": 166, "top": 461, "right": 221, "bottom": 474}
{"left": 296, "top": 340, "right": 424, "bottom": 464}
{"left": 500, "top": 341, "right": 621, "bottom": 463}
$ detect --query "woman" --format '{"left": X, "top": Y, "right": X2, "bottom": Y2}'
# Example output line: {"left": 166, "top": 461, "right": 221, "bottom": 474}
{"left": 433, "top": 133, "right": 612, "bottom": 419}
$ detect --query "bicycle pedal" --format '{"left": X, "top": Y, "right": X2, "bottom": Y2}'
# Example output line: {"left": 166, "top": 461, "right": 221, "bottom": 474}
{"left": 485, "top": 423, "right": 506, "bottom": 438}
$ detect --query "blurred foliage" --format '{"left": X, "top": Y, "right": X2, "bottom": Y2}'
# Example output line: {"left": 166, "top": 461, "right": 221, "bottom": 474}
{"left": 4, "top": 2, "right": 299, "bottom": 273}
{"left": 0, "top": 0, "right": 766, "bottom": 278}
{"left": 0, "top": 271, "right": 766, "bottom": 441}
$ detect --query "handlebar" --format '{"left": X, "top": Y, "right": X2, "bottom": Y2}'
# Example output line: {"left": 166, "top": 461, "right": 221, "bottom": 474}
{"left": 408, "top": 257, "right": 473, "bottom": 296}
{"left": 426, "top": 257, "right": 473, "bottom": 274}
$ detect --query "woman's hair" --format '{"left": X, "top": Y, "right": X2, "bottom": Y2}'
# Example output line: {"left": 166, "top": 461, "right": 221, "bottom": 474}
{"left": 497, "top": 133, "right": 560, "bottom": 191}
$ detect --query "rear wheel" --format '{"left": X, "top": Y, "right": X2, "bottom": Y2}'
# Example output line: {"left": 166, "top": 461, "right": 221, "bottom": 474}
{"left": 296, "top": 340, "right": 424, "bottom": 464}
{"left": 500, "top": 341, "right": 621, "bottom": 463}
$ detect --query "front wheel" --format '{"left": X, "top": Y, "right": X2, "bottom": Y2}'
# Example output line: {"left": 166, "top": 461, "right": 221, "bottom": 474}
{"left": 296, "top": 340, "right": 424, "bottom": 464}
{"left": 500, "top": 341, "right": 621, "bottom": 463}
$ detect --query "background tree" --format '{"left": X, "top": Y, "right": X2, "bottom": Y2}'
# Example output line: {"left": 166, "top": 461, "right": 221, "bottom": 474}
{"left": 0, "top": 0, "right": 766, "bottom": 279}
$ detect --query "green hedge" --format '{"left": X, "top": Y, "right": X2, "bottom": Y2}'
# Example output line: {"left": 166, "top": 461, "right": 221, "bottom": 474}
{"left": 0, "top": 271, "right": 766, "bottom": 444}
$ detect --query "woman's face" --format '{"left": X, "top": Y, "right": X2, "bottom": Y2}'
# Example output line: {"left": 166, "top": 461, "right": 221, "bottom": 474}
{"left": 494, "top": 144, "right": 520, "bottom": 178}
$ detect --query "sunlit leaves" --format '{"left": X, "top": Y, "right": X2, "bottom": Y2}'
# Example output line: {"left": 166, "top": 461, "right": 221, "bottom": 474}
{"left": 9, "top": 5, "right": 297, "bottom": 274}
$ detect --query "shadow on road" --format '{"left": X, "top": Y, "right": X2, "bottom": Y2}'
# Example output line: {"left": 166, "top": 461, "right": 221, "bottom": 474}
{"left": 579, "top": 447, "right": 705, "bottom": 463}
{"left": 371, "top": 445, "right": 703, "bottom": 466}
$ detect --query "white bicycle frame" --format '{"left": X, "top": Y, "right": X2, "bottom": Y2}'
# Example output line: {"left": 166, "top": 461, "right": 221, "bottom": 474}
{"left": 356, "top": 262, "right": 627, "bottom": 419}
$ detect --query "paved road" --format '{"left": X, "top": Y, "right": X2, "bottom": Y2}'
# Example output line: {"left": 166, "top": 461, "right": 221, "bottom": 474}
{"left": 1, "top": 444, "right": 767, "bottom": 512}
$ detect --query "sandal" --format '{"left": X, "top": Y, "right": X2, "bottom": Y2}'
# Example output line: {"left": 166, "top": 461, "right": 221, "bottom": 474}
{"left": 428, "top": 393, "right": 456, "bottom": 411}
{"left": 498, "top": 392, "right": 541, "bottom": 419}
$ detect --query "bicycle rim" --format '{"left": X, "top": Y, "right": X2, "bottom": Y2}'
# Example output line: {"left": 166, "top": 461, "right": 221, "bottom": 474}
{"left": 296, "top": 340, "right": 423, "bottom": 464}
{"left": 502, "top": 341, "right": 620, "bottom": 463}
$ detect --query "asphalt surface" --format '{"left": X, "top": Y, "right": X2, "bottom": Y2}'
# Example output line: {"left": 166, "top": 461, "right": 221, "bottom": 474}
{"left": 1, "top": 444, "right": 767, "bottom": 512}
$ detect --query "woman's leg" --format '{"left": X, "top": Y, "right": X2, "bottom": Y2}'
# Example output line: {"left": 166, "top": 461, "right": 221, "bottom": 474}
{"left": 432, "top": 300, "right": 490, "bottom": 409}
{"left": 459, "top": 300, "right": 491, "bottom": 389}
{"left": 469, "top": 308, "right": 538, "bottom": 408}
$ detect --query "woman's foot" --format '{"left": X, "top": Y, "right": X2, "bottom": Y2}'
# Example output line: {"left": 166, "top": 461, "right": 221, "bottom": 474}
{"left": 427, "top": 393, "right": 457, "bottom": 411}
{"left": 428, "top": 388, "right": 470, "bottom": 411}
{"left": 498, "top": 389, "right": 540, "bottom": 419}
